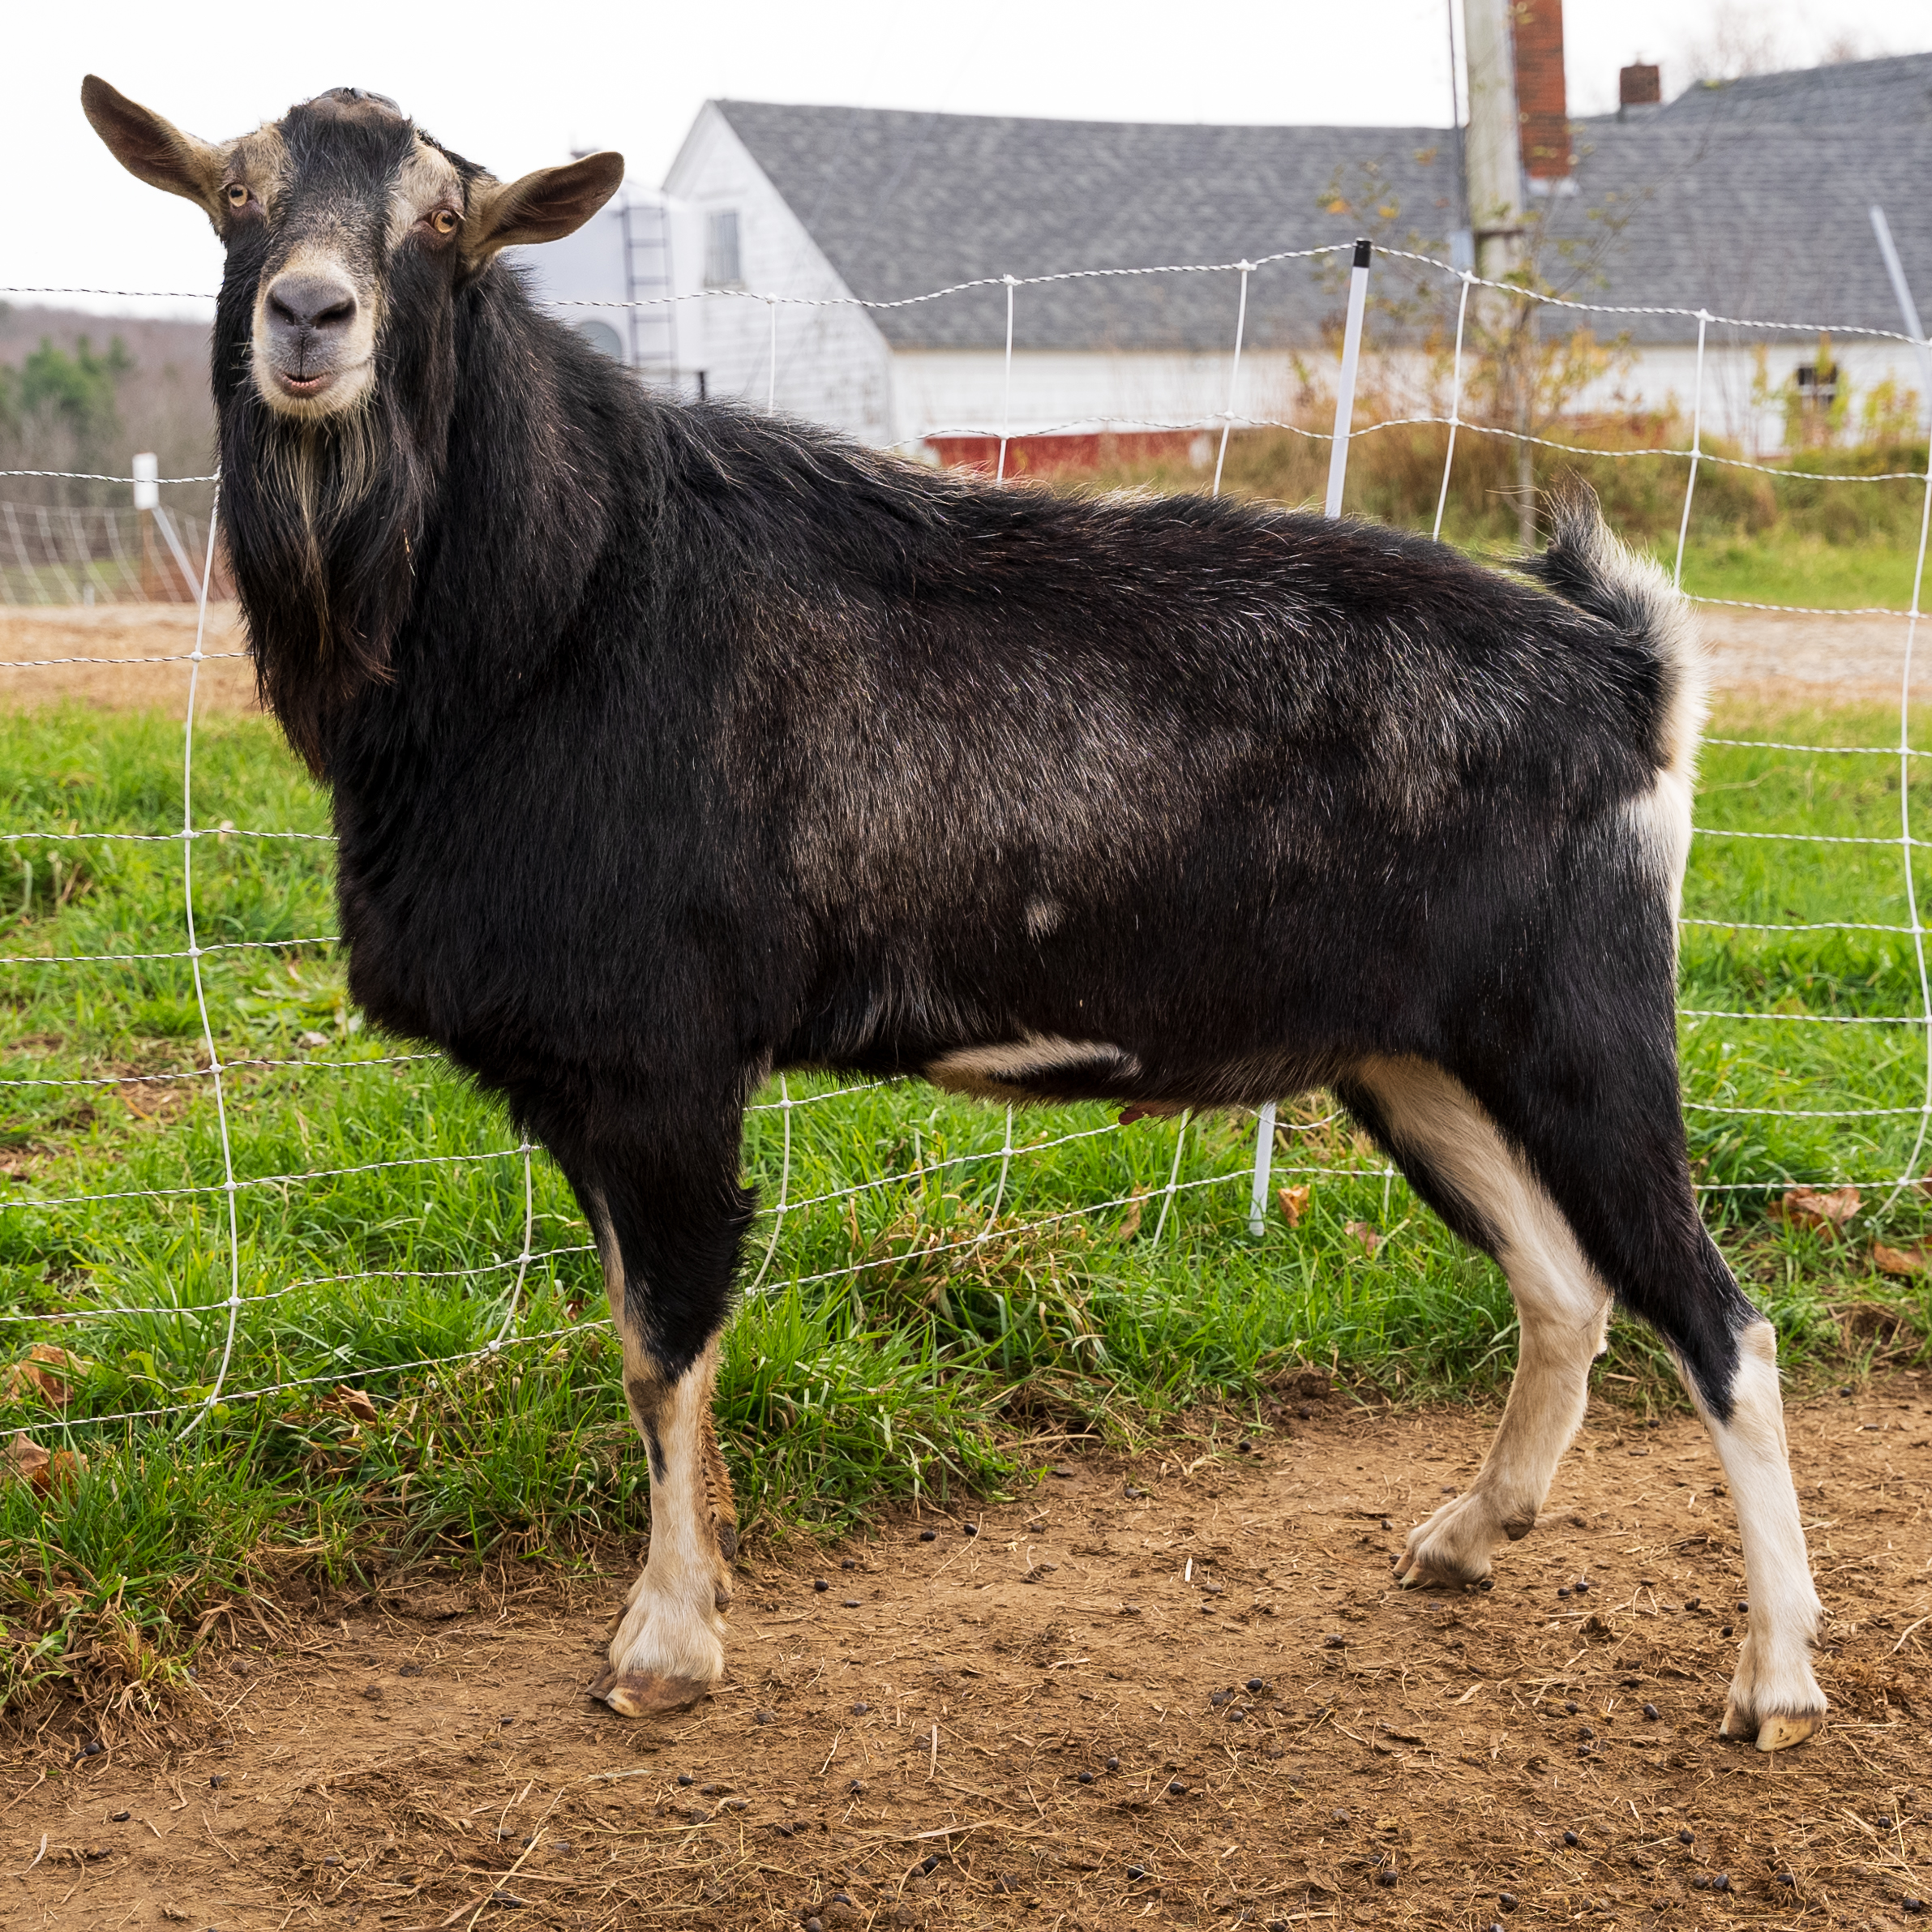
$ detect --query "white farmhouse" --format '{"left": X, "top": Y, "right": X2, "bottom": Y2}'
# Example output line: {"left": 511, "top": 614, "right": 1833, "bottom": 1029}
{"left": 518, "top": 53, "right": 1932, "bottom": 465}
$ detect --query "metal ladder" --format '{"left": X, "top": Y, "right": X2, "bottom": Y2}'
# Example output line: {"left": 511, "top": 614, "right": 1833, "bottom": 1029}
{"left": 619, "top": 199, "right": 679, "bottom": 385}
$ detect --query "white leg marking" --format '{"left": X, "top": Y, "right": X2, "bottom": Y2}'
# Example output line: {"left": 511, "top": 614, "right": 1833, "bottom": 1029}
{"left": 1355, "top": 1058, "right": 1609, "bottom": 1587}
{"left": 1687, "top": 1320, "right": 1826, "bottom": 1750}
{"left": 585, "top": 1191, "right": 732, "bottom": 1716}
{"left": 601, "top": 1338, "right": 730, "bottom": 1712}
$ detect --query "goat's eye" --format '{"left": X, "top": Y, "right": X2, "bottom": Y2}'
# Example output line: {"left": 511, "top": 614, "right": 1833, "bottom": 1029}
{"left": 225, "top": 183, "right": 250, "bottom": 209}
{"left": 430, "top": 208, "right": 459, "bottom": 235}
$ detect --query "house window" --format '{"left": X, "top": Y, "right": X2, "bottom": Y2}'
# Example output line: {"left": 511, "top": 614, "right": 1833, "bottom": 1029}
{"left": 705, "top": 211, "right": 742, "bottom": 288}
{"left": 576, "top": 319, "right": 625, "bottom": 362}
{"left": 1796, "top": 362, "right": 1840, "bottom": 409}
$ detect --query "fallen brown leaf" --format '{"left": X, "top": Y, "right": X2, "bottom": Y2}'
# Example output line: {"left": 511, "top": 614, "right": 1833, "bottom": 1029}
{"left": 1277, "top": 1184, "right": 1311, "bottom": 1227}
{"left": 1872, "top": 1242, "right": 1926, "bottom": 1278}
{"left": 3, "top": 1343, "right": 84, "bottom": 1409}
{"left": 1114, "top": 1189, "right": 1146, "bottom": 1241}
{"left": 1345, "top": 1220, "right": 1381, "bottom": 1257}
{"left": 1769, "top": 1184, "right": 1861, "bottom": 1234}
{"left": 323, "top": 1386, "right": 380, "bottom": 1425}
{"left": 3, "top": 1433, "right": 85, "bottom": 1495}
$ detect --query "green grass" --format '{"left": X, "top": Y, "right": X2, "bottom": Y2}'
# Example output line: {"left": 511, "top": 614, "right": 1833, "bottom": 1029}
{"left": 1, "top": 701, "right": 1930, "bottom": 1714}
{"left": 1675, "top": 535, "right": 1926, "bottom": 611}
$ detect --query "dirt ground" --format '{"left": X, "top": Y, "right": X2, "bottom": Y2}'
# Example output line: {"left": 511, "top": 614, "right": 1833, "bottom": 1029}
{"left": 0, "top": 606, "right": 256, "bottom": 713}
{"left": 0, "top": 600, "right": 1926, "bottom": 718}
{"left": 2, "top": 1374, "right": 1926, "bottom": 1932}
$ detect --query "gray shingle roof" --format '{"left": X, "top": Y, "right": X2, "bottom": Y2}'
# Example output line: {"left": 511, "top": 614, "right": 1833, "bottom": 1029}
{"left": 712, "top": 53, "right": 1932, "bottom": 352}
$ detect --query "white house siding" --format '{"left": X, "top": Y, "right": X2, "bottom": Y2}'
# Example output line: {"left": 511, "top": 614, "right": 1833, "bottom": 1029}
{"left": 512, "top": 191, "right": 709, "bottom": 379}
{"left": 886, "top": 349, "right": 1322, "bottom": 450}
{"left": 889, "top": 339, "right": 1928, "bottom": 462}
{"left": 1562, "top": 341, "right": 1929, "bottom": 460}
{"left": 665, "top": 105, "right": 897, "bottom": 441}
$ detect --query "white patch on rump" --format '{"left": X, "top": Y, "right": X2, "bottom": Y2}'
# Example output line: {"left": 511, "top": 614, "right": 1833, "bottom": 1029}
{"left": 1352, "top": 1056, "right": 1610, "bottom": 1584}
{"left": 926, "top": 1032, "right": 1140, "bottom": 1101}
{"left": 1598, "top": 523, "right": 1710, "bottom": 935}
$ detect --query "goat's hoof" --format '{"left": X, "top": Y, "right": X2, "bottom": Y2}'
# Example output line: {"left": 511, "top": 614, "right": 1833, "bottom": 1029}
{"left": 1393, "top": 1531, "right": 1491, "bottom": 1591}
{"left": 1720, "top": 1702, "right": 1823, "bottom": 1752}
{"left": 587, "top": 1661, "right": 618, "bottom": 1699}
{"left": 599, "top": 1671, "right": 712, "bottom": 1717}
{"left": 1721, "top": 1703, "right": 1823, "bottom": 1753}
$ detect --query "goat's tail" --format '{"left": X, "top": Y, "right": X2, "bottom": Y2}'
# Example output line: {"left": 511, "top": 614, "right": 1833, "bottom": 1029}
{"left": 1523, "top": 482, "right": 1709, "bottom": 780}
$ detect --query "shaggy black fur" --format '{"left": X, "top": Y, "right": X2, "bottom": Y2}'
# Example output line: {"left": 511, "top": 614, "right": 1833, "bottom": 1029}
{"left": 200, "top": 99, "right": 1758, "bottom": 1413}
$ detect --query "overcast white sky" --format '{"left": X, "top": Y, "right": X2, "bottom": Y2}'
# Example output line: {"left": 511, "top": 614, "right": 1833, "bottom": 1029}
{"left": 7, "top": 0, "right": 1927, "bottom": 317}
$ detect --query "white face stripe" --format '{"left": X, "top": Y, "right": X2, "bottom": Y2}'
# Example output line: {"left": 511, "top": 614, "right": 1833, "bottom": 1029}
{"left": 385, "top": 138, "right": 461, "bottom": 253}
{"left": 1359, "top": 1057, "right": 1608, "bottom": 1574}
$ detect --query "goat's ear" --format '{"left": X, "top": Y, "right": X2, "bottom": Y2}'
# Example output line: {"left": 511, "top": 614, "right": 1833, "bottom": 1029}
{"left": 81, "top": 75, "right": 225, "bottom": 214}
{"left": 465, "top": 152, "right": 625, "bottom": 259}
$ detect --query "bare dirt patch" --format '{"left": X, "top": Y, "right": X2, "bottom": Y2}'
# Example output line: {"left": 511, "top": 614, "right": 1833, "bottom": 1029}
{"left": 0, "top": 602, "right": 1916, "bottom": 717}
{"left": 0, "top": 605, "right": 255, "bottom": 713}
{"left": 1698, "top": 608, "right": 1921, "bottom": 705}
{"left": 4, "top": 1377, "right": 1928, "bottom": 1930}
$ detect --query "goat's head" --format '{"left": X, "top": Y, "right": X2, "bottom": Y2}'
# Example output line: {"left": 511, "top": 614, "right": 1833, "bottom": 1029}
{"left": 82, "top": 76, "right": 622, "bottom": 424}
{"left": 80, "top": 78, "right": 622, "bottom": 769}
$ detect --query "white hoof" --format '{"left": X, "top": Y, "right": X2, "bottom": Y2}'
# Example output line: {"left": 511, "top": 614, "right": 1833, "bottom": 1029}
{"left": 1393, "top": 1491, "right": 1510, "bottom": 1587}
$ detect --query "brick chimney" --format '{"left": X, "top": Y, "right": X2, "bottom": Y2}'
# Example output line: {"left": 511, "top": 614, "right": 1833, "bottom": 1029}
{"left": 1513, "top": 0, "right": 1572, "bottom": 191}
{"left": 1619, "top": 62, "right": 1662, "bottom": 109}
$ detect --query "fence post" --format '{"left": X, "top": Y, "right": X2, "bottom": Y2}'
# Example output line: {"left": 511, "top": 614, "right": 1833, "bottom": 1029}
{"left": 1251, "top": 238, "right": 1373, "bottom": 1236}
{"left": 133, "top": 452, "right": 165, "bottom": 601}
{"left": 1870, "top": 204, "right": 1932, "bottom": 1208}
{"left": 1323, "top": 238, "right": 1373, "bottom": 517}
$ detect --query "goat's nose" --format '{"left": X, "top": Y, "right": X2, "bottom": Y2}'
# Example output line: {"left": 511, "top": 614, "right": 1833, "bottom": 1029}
{"left": 265, "top": 272, "right": 358, "bottom": 335}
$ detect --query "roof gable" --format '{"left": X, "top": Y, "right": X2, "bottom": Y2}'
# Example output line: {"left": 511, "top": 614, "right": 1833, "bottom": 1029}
{"left": 712, "top": 55, "right": 1932, "bottom": 351}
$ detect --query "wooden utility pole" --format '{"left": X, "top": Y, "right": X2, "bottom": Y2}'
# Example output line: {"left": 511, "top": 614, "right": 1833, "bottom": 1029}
{"left": 1463, "top": 0, "right": 1524, "bottom": 285}
{"left": 1463, "top": 0, "right": 1539, "bottom": 545}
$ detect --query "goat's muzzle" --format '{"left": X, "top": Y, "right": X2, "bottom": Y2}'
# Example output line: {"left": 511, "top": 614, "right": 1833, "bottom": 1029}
{"left": 261, "top": 268, "right": 360, "bottom": 398}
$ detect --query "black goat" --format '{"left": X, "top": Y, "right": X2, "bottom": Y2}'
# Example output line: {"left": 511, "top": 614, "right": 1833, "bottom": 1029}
{"left": 84, "top": 76, "right": 1826, "bottom": 1749}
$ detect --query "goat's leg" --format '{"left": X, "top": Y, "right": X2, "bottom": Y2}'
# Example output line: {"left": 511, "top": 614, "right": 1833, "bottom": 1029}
{"left": 1677, "top": 1310, "right": 1823, "bottom": 1749}
{"left": 1419, "top": 1030, "right": 1824, "bottom": 1750}
{"left": 566, "top": 1136, "right": 750, "bottom": 1717}
{"left": 1343, "top": 1057, "right": 1608, "bottom": 1586}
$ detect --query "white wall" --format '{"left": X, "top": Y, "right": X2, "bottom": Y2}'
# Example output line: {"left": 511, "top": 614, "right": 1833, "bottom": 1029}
{"left": 1565, "top": 341, "right": 1930, "bottom": 459}
{"left": 890, "top": 337, "right": 1930, "bottom": 461}
{"left": 665, "top": 105, "right": 897, "bottom": 439}
{"left": 510, "top": 187, "right": 709, "bottom": 380}
{"left": 888, "top": 349, "right": 1317, "bottom": 449}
